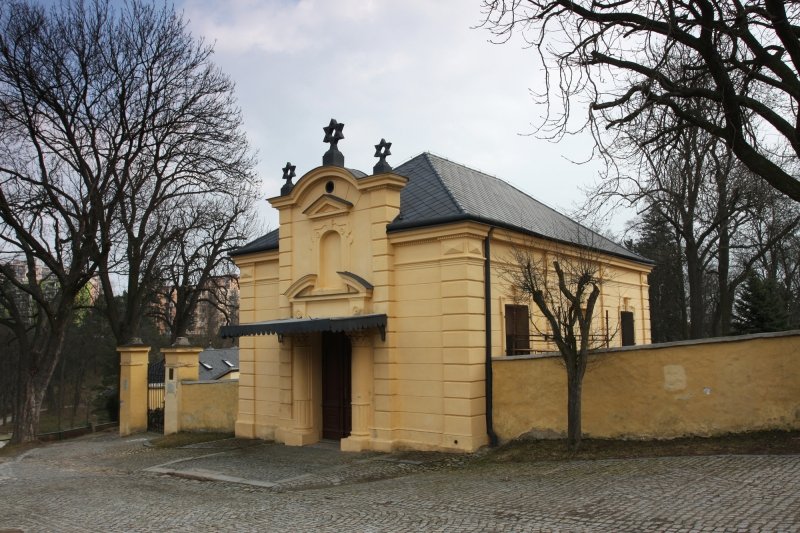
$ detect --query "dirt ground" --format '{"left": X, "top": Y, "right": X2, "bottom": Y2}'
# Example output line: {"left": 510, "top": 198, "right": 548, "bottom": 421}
{"left": 482, "top": 429, "right": 800, "bottom": 463}
{"left": 4, "top": 428, "right": 799, "bottom": 463}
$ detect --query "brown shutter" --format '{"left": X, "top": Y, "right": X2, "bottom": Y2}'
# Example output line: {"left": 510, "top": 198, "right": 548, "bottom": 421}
{"left": 505, "top": 305, "right": 530, "bottom": 355}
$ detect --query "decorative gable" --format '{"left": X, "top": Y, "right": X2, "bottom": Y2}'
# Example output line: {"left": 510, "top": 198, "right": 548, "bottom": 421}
{"left": 303, "top": 194, "right": 354, "bottom": 220}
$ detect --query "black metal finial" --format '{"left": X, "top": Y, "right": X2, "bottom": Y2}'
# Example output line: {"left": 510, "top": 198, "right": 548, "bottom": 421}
{"left": 373, "top": 138, "right": 392, "bottom": 174}
{"left": 322, "top": 118, "right": 345, "bottom": 167}
{"left": 280, "top": 162, "right": 296, "bottom": 195}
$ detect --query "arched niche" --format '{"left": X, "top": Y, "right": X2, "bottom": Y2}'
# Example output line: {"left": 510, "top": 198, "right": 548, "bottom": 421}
{"left": 319, "top": 230, "right": 343, "bottom": 290}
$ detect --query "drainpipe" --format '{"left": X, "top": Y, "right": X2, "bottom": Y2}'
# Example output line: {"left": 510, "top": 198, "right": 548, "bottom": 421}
{"left": 484, "top": 227, "right": 499, "bottom": 447}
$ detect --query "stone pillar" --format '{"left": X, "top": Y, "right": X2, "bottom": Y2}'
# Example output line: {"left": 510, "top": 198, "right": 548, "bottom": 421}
{"left": 341, "top": 331, "right": 373, "bottom": 452}
{"left": 162, "top": 338, "right": 202, "bottom": 435}
{"left": 284, "top": 334, "right": 316, "bottom": 446}
{"left": 118, "top": 341, "right": 150, "bottom": 437}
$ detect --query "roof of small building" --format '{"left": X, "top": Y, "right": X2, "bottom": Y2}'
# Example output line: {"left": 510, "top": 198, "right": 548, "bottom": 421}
{"left": 146, "top": 347, "right": 239, "bottom": 384}
{"left": 198, "top": 347, "right": 239, "bottom": 381}
{"left": 231, "top": 229, "right": 279, "bottom": 256}
{"left": 232, "top": 152, "right": 647, "bottom": 263}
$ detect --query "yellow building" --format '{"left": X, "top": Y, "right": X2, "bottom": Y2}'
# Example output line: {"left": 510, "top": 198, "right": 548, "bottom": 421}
{"left": 222, "top": 120, "right": 652, "bottom": 452}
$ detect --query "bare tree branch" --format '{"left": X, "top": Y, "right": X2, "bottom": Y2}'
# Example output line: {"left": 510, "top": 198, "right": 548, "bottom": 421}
{"left": 482, "top": 0, "right": 800, "bottom": 201}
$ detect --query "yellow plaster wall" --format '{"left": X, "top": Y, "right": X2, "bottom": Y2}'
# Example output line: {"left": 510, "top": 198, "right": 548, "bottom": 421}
{"left": 234, "top": 168, "right": 409, "bottom": 446}
{"left": 492, "top": 331, "right": 800, "bottom": 441}
{"left": 233, "top": 165, "right": 653, "bottom": 453}
{"left": 388, "top": 223, "right": 489, "bottom": 451}
{"left": 118, "top": 345, "right": 150, "bottom": 436}
{"left": 234, "top": 251, "right": 282, "bottom": 440}
{"left": 270, "top": 167, "right": 405, "bottom": 320}
{"left": 179, "top": 380, "right": 239, "bottom": 433}
{"left": 489, "top": 234, "right": 652, "bottom": 355}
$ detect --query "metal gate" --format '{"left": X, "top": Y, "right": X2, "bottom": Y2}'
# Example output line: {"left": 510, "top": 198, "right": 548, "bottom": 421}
{"left": 147, "top": 360, "right": 165, "bottom": 433}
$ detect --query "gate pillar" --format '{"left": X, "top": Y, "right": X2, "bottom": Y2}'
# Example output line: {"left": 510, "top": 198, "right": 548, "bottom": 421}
{"left": 162, "top": 338, "right": 202, "bottom": 435}
{"left": 118, "top": 341, "right": 151, "bottom": 436}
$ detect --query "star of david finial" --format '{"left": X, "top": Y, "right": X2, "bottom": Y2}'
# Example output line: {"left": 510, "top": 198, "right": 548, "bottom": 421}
{"left": 323, "top": 118, "right": 345, "bottom": 147}
{"left": 322, "top": 118, "right": 345, "bottom": 167}
{"left": 280, "top": 162, "right": 296, "bottom": 195}
{"left": 372, "top": 138, "right": 393, "bottom": 174}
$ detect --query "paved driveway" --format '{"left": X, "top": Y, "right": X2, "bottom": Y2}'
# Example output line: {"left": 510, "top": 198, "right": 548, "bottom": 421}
{"left": 1, "top": 432, "right": 798, "bottom": 532}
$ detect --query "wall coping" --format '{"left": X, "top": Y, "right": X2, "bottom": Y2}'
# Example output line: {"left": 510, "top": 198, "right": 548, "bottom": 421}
{"left": 181, "top": 379, "right": 239, "bottom": 385}
{"left": 494, "top": 329, "right": 800, "bottom": 362}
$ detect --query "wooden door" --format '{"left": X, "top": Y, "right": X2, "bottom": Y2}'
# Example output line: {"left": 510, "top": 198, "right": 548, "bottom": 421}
{"left": 621, "top": 311, "right": 635, "bottom": 346}
{"left": 321, "top": 331, "right": 352, "bottom": 439}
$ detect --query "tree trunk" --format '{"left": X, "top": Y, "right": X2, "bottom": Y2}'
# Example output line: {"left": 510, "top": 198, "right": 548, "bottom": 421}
{"left": 716, "top": 279, "right": 734, "bottom": 337}
{"left": 57, "top": 358, "right": 66, "bottom": 432}
{"left": 714, "top": 204, "right": 733, "bottom": 336}
{"left": 10, "top": 326, "right": 67, "bottom": 444}
{"left": 70, "top": 363, "right": 85, "bottom": 428}
{"left": 11, "top": 374, "right": 46, "bottom": 444}
{"left": 685, "top": 241, "right": 706, "bottom": 338}
{"left": 567, "top": 371, "right": 583, "bottom": 450}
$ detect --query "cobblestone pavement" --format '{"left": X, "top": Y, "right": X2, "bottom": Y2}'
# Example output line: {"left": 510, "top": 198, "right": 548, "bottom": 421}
{"left": 1, "top": 431, "right": 798, "bottom": 532}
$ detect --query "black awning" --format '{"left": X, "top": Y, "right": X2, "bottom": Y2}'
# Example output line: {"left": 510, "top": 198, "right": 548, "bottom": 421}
{"left": 220, "top": 313, "right": 387, "bottom": 340}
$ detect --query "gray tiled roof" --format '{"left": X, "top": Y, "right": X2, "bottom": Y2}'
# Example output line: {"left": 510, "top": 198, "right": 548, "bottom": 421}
{"left": 232, "top": 153, "right": 648, "bottom": 264}
{"left": 347, "top": 168, "right": 367, "bottom": 179}
{"left": 389, "top": 153, "right": 647, "bottom": 262}
{"left": 231, "top": 229, "right": 278, "bottom": 256}
{"left": 198, "top": 347, "right": 239, "bottom": 380}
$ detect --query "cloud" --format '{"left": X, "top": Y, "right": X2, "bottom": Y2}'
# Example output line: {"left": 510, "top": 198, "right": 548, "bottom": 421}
{"left": 182, "top": 0, "right": 388, "bottom": 54}
{"left": 177, "top": 0, "right": 610, "bottom": 232}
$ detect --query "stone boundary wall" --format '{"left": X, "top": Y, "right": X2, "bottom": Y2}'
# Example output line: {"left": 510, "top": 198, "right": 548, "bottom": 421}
{"left": 492, "top": 330, "right": 800, "bottom": 441}
{"left": 178, "top": 379, "right": 238, "bottom": 433}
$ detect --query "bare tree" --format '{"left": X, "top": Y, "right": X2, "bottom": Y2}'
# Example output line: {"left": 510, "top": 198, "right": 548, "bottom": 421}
{"left": 150, "top": 193, "right": 256, "bottom": 345}
{"left": 502, "top": 238, "right": 608, "bottom": 449}
{"left": 0, "top": 0, "right": 256, "bottom": 442}
{"left": 585, "top": 92, "right": 800, "bottom": 337}
{"left": 714, "top": 181, "right": 800, "bottom": 334}
{"left": 0, "top": 0, "right": 131, "bottom": 442}
{"left": 734, "top": 188, "right": 800, "bottom": 326}
{"left": 482, "top": 0, "right": 800, "bottom": 202}
{"left": 91, "top": 0, "right": 258, "bottom": 346}
{"left": 601, "top": 127, "right": 750, "bottom": 337}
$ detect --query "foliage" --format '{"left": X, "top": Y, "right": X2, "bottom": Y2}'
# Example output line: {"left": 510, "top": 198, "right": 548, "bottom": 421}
{"left": 45, "top": 304, "right": 117, "bottom": 430}
{"left": 625, "top": 209, "right": 686, "bottom": 342}
{"left": 732, "top": 273, "right": 793, "bottom": 334}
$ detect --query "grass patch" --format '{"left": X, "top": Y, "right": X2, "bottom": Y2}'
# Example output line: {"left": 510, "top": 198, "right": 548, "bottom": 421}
{"left": 149, "top": 432, "right": 234, "bottom": 448}
{"left": 0, "top": 440, "right": 42, "bottom": 458}
{"left": 0, "top": 406, "right": 110, "bottom": 436}
{"left": 482, "top": 430, "right": 800, "bottom": 463}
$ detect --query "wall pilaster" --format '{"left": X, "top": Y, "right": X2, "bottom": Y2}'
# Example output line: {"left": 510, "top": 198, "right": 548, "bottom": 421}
{"left": 284, "top": 334, "right": 316, "bottom": 445}
{"left": 341, "top": 331, "right": 374, "bottom": 451}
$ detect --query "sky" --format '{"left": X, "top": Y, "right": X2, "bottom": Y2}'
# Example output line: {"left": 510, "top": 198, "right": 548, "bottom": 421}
{"left": 177, "top": 0, "right": 617, "bottom": 235}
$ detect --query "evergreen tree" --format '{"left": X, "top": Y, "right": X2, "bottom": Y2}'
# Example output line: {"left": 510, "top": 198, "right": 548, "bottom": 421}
{"left": 627, "top": 208, "right": 687, "bottom": 342}
{"left": 732, "top": 274, "right": 791, "bottom": 334}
